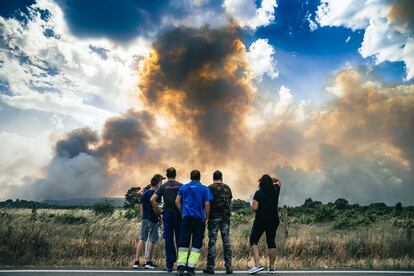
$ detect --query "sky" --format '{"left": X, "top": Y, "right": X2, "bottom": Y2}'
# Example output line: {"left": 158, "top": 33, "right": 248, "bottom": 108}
{"left": 0, "top": 0, "right": 413, "bottom": 206}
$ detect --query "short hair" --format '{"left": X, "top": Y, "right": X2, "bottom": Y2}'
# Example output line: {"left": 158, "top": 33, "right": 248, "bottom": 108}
{"left": 151, "top": 177, "right": 160, "bottom": 187}
{"left": 213, "top": 170, "right": 222, "bottom": 181}
{"left": 190, "top": 170, "right": 201, "bottom": 181}
{"left": 166, "top": 167, "right": 176, "bottom": 178}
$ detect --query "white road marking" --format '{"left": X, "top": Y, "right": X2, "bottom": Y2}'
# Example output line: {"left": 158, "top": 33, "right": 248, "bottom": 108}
{"left": 0, "top": 270, "right": 413, "bottom": 274}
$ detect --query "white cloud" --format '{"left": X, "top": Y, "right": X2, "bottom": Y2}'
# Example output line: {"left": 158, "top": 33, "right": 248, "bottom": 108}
{"left": 0, "top": 0, "right": 151, "bottom": 128}
{"left": 247, "top": 38, "right": 278, "bottom": 80}
{"left": 275, "top": 85, "right": 293, "bottom": 116}
{"left": 0, "top": 131, "right": 52, "bottom": 199}
{"left": 316, "top": 0, "right": 414, "bottom": 80}
{"left": 306, "top": 11, "right": 318, "bottom": 32}
{"left": 223, "top": 0, "right": 277, "bottom": 29}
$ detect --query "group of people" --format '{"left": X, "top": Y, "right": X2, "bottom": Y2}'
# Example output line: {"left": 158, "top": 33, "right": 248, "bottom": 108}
{"left": 132, "top": 167, "right": 282, "bottom": 275}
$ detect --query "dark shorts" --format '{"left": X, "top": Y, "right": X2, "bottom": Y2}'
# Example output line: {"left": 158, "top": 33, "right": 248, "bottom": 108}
{"left": 249, "top": 218, "right": 279, "bottom": 248}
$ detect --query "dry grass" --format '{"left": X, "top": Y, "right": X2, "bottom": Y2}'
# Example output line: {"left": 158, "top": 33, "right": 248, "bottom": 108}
{"left": 0, "top": 208, "right": 413, "bottom": 269}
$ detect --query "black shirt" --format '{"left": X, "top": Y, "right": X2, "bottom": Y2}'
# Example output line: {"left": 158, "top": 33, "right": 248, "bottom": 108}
{"left": 140, "top": 189, "right": 159, "bottom": 222}
{"left": 155, "top": 180, "right": 182, "bottom": 212}
{"left": 209, "top": 183, "right": 233, "bottom": 218}
{"left": 253, "top": 184, "right": 280, "bottom": 222}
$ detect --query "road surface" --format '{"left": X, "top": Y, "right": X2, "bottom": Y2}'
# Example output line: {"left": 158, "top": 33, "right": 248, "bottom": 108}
{"left": 0, "top": 270, "right": 413, "bottom": 276}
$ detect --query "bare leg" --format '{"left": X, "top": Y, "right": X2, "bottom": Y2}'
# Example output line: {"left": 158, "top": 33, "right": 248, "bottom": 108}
{"left": 268, "top": 248, "right": 276, "bottom": 267}
{"left": 135, "top": 240, "right": 145, "bottom": 262}
{"left": 251, "top": 244, "right": 260, "bottom": 266}
{"left": 146, "top": 241, "right": 155, "bottom": 262}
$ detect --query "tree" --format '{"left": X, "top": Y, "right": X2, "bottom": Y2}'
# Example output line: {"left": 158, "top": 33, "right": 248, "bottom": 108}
{"left": 124, "top": 187, "right": 142, "bottom": 209}
{"left": 231, "top": 199, "right": 250, "bottom": 212}
{"left": 395, "top": 202, "right": 403, "bottom": 215}
{"left": 302, "top": 198, "right": 321, "bottom": 209}
{"left": 93, "top": 201, "right": 115, "bottom": 216}
{"left": 334, "top": 198, "right": 349, "bottom": 210}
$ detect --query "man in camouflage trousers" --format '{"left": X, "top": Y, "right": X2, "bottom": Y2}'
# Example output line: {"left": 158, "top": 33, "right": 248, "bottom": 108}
{"left": 203, "top": 170, "right": 233, "bottom": 274}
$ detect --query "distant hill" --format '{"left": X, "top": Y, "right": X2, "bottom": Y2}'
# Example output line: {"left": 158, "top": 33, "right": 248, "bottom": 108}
{"left": 42, "top": 197, "right": 125, "bottom": 207}
{"left": 0, "top": 197, "right": 125, "bottom": 209}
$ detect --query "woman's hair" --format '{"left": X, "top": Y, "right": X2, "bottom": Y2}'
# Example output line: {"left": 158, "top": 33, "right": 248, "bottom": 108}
{"left": 258, "top": 174, "right": 279, "bottom": 206}
{"left": 259, "top": 174, "right": 274, "bottom": 191}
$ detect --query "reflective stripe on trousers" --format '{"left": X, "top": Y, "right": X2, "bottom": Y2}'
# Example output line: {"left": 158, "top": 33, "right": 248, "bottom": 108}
{"left": 177, "top": 247, "right": 188, "bottom": 267}
{"left": 187, "top": 247, "right": 201, "bottom": 268}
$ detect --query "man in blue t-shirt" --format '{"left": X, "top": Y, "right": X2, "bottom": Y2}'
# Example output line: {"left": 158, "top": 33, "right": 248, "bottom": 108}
{"left": 133, "top": 175, "right": 161, "bottom": 270}
{"left": 175, "top": 170, "right": 213, "bottom": 276}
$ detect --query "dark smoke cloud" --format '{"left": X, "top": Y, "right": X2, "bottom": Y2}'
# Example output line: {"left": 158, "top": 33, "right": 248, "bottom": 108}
{"left": 11, "top": 27, "right": 414, "bottom": 205}
{"left": 16, "top": 110, "right": 160, "bottom": 200}
{"left": 139, "top": 26, "right": 253, "bottom": 155}
{"left": 55, "top": 128, "right": 97, "bottom": 159}
{"left": 389, "top": 0, "right": 414, "bottom": 34}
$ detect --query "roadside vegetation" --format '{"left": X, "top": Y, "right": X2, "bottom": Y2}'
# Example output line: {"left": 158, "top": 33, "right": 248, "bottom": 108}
{"left": 0, "top": 197, "right": 413, "bottom": 269}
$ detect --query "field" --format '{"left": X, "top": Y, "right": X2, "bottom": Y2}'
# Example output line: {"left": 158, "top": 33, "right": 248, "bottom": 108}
{"left": 1, "top": 200, "right": 414, "bottom": 270}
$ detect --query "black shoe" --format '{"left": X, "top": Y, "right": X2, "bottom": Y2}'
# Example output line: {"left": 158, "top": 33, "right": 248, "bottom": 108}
{"left": 203, "top": 267, "right": 215, "bottom": 274}
{"left": 187, "top": 269, "right": 195, "bottom": 276}
{"left": 177, "top": 267, "right": 186, "bottom": 276}
{"left": 132, "top": 260, "right": 139, "bottom": 269}
{"left": 167, "top": 267, "right": 173, "bottom": 272}
{"left": 225, "top": 266, "right": 233, "bottom": 274}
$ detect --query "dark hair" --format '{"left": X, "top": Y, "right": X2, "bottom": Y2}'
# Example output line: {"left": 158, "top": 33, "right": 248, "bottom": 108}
{"left": 259, "top": 174, "right": 274, "bottom": 191}
{"left": 151, "top": 177, "right": 160, "bottom": 187}
{"left": 213, "top": 170, "right": 222, "bottom": 181}
{"left": 190, "top": 170, "right": 201, "bottom": 181}
{"left": 166, "top": 167, "right": 176, "bottom": 178}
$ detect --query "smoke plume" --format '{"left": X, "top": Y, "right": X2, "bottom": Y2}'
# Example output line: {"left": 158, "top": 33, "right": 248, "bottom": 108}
{"left": 139, "top": 26, "right": 254, "bottom": 156}
{"left": 14, "top": 26, "right": 414, "bottom": 205}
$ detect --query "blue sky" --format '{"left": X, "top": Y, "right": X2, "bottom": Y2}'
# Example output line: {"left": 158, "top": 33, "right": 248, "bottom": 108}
{"left": 0, "top": 0, "right": 413, "bottom": 204}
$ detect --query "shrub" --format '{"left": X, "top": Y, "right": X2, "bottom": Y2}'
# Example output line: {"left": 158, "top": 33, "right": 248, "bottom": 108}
{"left": 92, "top": 201, "right": 115, "bottom": 216}
{"left": 333, "top": 210, "right": 375, "bottom": 229}
{"left": 231, "top": 199, "right": 250, "bottom": 212}
{"left": 334, "top": 198, "right": 349, "bottom": 209}
{"left": 124, "top": 206, "right": 140, "bottom": 219}
{"left": 313, "top": 204, "right": 335, "bottom": 222}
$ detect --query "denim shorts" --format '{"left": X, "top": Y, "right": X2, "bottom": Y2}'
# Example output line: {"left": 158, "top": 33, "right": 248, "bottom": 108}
{"left": 140, "top": 219, "right": 159, "bottom": 242}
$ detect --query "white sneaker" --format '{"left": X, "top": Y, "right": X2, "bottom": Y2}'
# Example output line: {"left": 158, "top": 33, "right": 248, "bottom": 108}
{"left": 248, "top": 264, "right": 264, "bottom": 274}
{"left": 144, "top": 262, "right": 156, "bottom": 269}
{"left": 268, "top": 266, "right": 276, "bottom": 274}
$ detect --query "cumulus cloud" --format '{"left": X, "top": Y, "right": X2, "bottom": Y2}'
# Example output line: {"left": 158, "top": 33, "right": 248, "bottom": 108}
{"left": 223, "top": 0, "right": 277, "bottom": 29}
{"left": 316, "top": 0, "right": 414, "bottom": 80}
{"left": 247, "top": 38, "right": 278, "bottom": 80}
{"left": 0, "top": 0, "right": 150, "bottom": 127}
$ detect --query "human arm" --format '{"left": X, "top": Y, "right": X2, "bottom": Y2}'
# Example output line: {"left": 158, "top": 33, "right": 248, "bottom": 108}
{"left": 205, "top": 201, "right": 210, "bottom": 224}
{"left": 251, "top": 199, "right": 259, "bottom": 211}
{"left": 273, "top": 177, "right": 282, "bottom": 187}
{"left": 150, "top": 193, "right": 162, "bottom": 216}
{"left": 175, "top": 195, "right": 182, "bottom": 213}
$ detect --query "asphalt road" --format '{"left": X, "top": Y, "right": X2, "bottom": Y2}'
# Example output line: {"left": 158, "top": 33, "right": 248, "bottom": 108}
{"left": 0, "top": 270, "right": 413, "bottom": 276}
